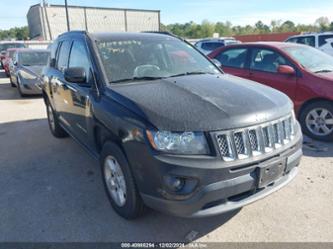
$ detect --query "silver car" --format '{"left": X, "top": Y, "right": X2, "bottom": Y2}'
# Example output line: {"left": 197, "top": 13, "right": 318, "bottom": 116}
{"left": 10, "top": 49, "right": 50, "bottom": 97}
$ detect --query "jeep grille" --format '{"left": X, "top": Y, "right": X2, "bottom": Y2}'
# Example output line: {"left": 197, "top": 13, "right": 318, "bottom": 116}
{"left": 216, "top": 115, "right": 296, "bottom": 161}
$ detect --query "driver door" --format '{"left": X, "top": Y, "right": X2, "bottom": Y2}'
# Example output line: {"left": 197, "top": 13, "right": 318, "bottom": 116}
{"left": 61, "top": 39, "right": 94, "bottom": 144}
{"left": 248, "top": 47, "right": 297, "bottom": 100}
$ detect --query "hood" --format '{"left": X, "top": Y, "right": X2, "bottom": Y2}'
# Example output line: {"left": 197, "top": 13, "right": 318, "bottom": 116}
{"left": 111, "top": 74, "right": 293, "bottom": 131}
{"left": 315, "top": 71, "right": 333, "bottom": 81}
{"left": 23, "top": 65, "right": 44, "bottom": 77}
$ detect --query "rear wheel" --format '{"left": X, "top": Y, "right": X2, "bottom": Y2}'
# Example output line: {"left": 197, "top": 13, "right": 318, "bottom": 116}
{"left": 299, "top": 101, "right": 333, "bottom": 141}
{"left": 46, "top": 101, "right": 68, "bottom": 138}
{"left": 101, "top": 142, "right": 145, "bottom": 219}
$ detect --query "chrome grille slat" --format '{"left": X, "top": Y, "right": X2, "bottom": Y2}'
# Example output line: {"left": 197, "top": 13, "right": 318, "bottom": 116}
{"left": 216, "top": 115, "right": 295, "bottom": 161}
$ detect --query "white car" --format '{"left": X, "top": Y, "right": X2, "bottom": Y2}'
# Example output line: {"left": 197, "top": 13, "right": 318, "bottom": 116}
{"left": 285, "top": 32, "right": 333, "bottom": 56}
{"left": 194, "top": 38, "right": 241, "bottom": 55}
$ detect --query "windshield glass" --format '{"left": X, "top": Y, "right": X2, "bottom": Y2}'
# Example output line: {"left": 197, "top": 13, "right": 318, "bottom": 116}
{"left": 96, "top": 36, "right": 220, "bottom": 83}
{"left": 0, "top": 43, "right": 25, "bottom": 52}
{"left": 9, "top": 50, "right": 15, "bottom": 58}
{"left": 282, "top": 45, "right": 333, "bottom": 73}
{"left": 18, "top": 51, "right": 50, "bottom": 66}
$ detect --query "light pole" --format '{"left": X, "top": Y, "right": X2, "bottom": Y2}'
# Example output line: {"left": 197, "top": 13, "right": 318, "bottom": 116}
{"left": 65, "top": 0, "right": 70, "bottom": 31}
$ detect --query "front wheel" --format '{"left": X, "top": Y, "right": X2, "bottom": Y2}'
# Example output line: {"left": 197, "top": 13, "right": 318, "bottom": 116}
{"left": 17, "top": 78, "right": 27, "bottom": 97}
{"left": 10, "top": 75, "right": 16, "bottom": 87}
{"left": 46, "top": 101, "right": 68, "bottom": 138}
{"left": 299, "top": 101, "right": 333, "bottom": 141}
{"left": 101, "top": 142, "right": 145, "bottom": 219}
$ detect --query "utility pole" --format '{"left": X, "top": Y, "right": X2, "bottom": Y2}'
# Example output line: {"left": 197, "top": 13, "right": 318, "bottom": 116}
{"left": 64, "top": 0, "right": 70, "bottom": 31}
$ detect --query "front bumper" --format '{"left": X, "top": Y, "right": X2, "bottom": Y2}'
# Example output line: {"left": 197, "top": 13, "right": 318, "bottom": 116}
{"left": 134, "top": 133, "right": 302, "bottom": 218}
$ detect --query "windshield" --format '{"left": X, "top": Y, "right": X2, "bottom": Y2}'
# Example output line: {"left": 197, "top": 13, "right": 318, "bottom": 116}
{"left": 9, "top": 50, "right": 15, "bottom": 58}
{"left": 18, "top": 51, "right": 50, "bottom": 66}
{"left": 0, "top": 43, "right": 25, "bottom": 52}
{"left": 282, "top": 46, "right": 333, "bottom": 73}
{"left": 96, "top": 36, "right": 220, "bottom": 83}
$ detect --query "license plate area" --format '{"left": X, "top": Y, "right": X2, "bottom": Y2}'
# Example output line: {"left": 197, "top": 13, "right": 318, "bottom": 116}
{"left": 258, "top": 157, "right": 286, "bottom": 188}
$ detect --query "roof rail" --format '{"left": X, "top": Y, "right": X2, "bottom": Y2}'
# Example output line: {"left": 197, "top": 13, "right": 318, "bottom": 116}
{"left": 141, "top": 31, "right": 181, "bottom": 39}
{"left": 58, "top": 30, "right": 87, "bottom": 37}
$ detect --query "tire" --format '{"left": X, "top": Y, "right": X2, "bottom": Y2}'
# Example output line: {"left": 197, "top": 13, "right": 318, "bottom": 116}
{"left": 10, "top": 75, "right": 16, "bottom": 87}
{"left": 100, "top": 142, "right": 145, "bottom": 219}
{"left": 17, "top": 81, "right": 27, "bottom": 97}
{"left": 46, "top": 100, "right": 68, "bottom": 138}
{"left": 299, "top": 101, "right": 333, "bottom": 141}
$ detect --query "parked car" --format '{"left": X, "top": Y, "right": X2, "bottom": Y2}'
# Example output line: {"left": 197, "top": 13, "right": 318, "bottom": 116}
{"left": 285, "top": 32, "right": 333, "bottom": 57}
{"left": 10, "top": 48, "right": 50, "bottom": 96}
{"left": 194, "top": 38, "right": 240, "bottom": 55}
{"left": 0, "top": 42, "right": 26, "bottom": 67}
{"left": 208, "top": 42, "right": 333, "bottom": 141}
{"left": 41, "top": 31, "right": 302, "bottom": 219}
{"left": 2, "top": 48, "right": 19, "bottom": 77}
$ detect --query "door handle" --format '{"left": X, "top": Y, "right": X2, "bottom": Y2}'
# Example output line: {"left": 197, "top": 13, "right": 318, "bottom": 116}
{"left": 63, "top": 83, "right": 77, "bottom": 92}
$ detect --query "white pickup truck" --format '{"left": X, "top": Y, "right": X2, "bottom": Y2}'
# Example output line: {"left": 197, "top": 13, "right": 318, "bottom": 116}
{"left": 286, "top": 32, "right": 333, "bottom": 56}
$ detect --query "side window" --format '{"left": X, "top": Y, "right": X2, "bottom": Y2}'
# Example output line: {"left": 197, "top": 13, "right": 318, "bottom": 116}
{"left": 56, "top": 40, "right": 72, "bottom": 72}
{"left": 250, "top": 48, "right": 290, "bottom": 73}
{"left": 215, "top": 48, "right": 247, "bottom": 69}
{"left": 201, "top": 42, "right": 223, "bottom": 51}
{"left": 318, "top": 35, "right": 333, "bottom": 47}
{"left": 68, "top": 40, "right": 92, "bottom": 83}
{"left": 286, "top": 37, "right": 298, "bottom": 43}
{"left": 296, "top": 36, "right": 315, "bottom": 47}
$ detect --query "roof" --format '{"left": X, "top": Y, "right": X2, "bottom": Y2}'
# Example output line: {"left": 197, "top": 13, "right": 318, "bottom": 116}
{"left": 196, "top": 37, "right": 236, "bottom": 43}
{"left": 28, "top": 3, "right": 160, "bottom": 13}
{"left": 224, "top": 41, "right": 306, "bottom": 49}
{"left": 0, "top": 41, "right": 25, "bottom": 44}
{"left": 59, "top": 31, "right": 179, "bottom": 41}
{"left": 6, "top": 48, "right": 21, "bottom": 51}
{"left": 15, "top": 48, "right": 49, "bottom": 53}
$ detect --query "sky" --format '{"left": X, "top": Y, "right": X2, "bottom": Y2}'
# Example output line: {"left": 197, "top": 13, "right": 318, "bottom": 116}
{"left": 1, "top": 0, "right": 333, "bottom": 30}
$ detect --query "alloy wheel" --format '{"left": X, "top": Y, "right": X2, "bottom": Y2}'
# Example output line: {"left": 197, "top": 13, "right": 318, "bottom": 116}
{"left": 305, "top": 108, "right": 333, "bottom": 136}
{"left": 104, "top": 156, "right": 127, "bottom": 207}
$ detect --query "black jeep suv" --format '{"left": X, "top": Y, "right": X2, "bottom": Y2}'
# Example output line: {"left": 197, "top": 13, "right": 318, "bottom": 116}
{"left": 41, "top": 31, "right": 302, "bottom": 219}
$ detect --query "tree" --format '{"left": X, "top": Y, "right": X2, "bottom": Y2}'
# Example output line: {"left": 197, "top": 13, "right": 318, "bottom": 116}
{"left": 315, "top": 17, "right": 330, "bottom": 31}
{"left": 0, "top": 26, "right": 29, "bottom": 40}
{"left": 254, "top": 21, "right": 270, "bottom": 34}
{"left": 280, "top": 20, "right": 296, "bottom": 32}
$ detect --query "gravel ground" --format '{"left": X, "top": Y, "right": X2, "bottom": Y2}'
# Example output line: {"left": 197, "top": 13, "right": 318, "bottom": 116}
{"left": 0, "top": 70, "right": 332, "bottom": 242}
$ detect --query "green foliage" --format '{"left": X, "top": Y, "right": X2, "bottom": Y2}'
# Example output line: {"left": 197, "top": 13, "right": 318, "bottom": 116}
{"left": 164, "top": 17, "right": 333, "bottom": 38}
{"left": 0, "top": 26, "right": 29, "bottom": 41}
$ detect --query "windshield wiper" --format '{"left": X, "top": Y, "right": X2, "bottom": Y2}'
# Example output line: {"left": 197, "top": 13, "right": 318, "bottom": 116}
{"left": 314, "top": 69, "right": 333, "bottom": 73}
{"left": 110, "top": 76, "right": 164, "bottom": 84}
{"left": 167, "top": 71, "right": 213, "bottom": 78}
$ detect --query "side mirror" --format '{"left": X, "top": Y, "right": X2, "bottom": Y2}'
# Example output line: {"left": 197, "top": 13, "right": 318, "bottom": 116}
{"left": 211, "top": 58, "right": 222, "bottom": 68}
{"left": 278, "top": 65, "right": 295, "bottom": 75}
{"left": 64, "top": 67, "right": 86, "bottom": 83}
{"left": 50, "top": 58, "right": 56, "bottom": 68}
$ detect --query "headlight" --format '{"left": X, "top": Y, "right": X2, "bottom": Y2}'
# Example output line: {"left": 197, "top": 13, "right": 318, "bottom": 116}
{"left": 20, "top": 71, "right": 37, "bottom": 80}
{"left": 146, "top": 130, "right": 210, "bottom": 155}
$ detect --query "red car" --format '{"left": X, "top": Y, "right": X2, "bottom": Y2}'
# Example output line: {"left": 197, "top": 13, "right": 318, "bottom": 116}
{"left": 0, "top": 42, "right": 26, "bottom": 67}
{"left": 2, "top": 48, "right": 19, "bottom": 77}
{"left": 208, "top": 42, "right": 333, "bottom": 141}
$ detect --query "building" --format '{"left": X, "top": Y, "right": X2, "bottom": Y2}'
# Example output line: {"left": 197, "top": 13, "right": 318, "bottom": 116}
{"left": 27, "top": 4, "right": 161, "bottom": 40}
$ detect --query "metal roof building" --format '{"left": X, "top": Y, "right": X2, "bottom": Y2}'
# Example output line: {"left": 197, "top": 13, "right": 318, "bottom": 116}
{"left": 27, "top": 4, "right": 161, "bottom": 40}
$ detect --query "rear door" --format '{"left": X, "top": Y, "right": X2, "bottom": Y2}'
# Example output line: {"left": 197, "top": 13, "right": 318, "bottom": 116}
{"left": 212, "top": 47, "right": 250, "bottom": 79}
{"left": 248, "top": 47, "right": 297, "bottom": 100}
